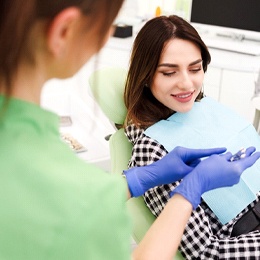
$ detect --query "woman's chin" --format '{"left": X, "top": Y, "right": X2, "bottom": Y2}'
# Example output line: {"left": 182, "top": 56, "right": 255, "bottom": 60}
{"left": 175, "top": 104, "right": 194, "bottom": 114}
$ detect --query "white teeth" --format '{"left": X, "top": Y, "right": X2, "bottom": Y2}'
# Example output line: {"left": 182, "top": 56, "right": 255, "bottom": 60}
{"left": 176, "top": 93, "right": 191, "bottom": 98}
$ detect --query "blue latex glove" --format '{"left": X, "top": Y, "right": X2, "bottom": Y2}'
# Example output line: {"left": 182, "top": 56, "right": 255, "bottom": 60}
{"left": 124, "top": 146, "right": 226, "bottom": 197}
{"left": 171, "top": 146, "right": 260, "bottom": 209}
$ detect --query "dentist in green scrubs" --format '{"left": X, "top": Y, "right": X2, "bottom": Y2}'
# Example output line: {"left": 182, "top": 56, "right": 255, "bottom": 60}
{"left": 0, "top": 1, "right": 259, "bottom": 259}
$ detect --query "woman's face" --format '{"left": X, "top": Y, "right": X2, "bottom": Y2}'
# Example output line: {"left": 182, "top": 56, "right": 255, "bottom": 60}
{"left": 151, "top": 38, "right": 204, "bottom": 113}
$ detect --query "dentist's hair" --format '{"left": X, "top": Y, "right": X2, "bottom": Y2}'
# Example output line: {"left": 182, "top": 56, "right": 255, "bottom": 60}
{"left": 124, "top": 15, "right": 211, "bottom": 128}
{"left": 0, "top": 0, "right": 123, "bottom": 97}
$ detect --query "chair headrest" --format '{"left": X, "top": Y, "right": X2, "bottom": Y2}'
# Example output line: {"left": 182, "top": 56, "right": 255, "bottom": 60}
{"left": 89, "top": 67, "right": 127, "bottom": 125}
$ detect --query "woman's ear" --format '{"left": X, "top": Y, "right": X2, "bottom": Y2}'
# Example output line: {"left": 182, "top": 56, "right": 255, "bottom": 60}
{"left": 46, "top": 7, "right": 81, "bottom": 57}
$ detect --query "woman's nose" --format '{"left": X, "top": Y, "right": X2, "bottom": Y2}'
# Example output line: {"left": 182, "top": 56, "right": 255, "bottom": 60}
{"left": 176, "top": 72, "right": 193, "bottom": 90}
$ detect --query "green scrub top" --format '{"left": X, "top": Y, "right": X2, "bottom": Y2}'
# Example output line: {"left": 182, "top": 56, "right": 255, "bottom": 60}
{"left": 0, "top": 96, "right": 131, "bottom": 260}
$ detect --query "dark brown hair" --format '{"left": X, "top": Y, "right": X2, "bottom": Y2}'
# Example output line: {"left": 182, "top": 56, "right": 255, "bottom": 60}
{"left": 124, "top": 15, "right": 211, "bottom": 129}
{"left": 0, "top": 0, "right": 124, "bottom": 98}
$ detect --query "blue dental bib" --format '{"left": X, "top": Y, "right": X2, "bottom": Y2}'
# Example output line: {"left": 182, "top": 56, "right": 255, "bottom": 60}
{"left": 145, "top": 97, "right": 260, "bottom": 224}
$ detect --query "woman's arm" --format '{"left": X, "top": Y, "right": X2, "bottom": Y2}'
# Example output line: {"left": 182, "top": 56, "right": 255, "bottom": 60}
{"left": 132, "top": 194, "right": 192, "bottom": 260}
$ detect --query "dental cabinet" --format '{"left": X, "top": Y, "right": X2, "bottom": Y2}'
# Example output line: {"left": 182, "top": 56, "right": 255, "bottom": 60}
{"left": 203, "top": 49, "right": 260, "bottom": 123}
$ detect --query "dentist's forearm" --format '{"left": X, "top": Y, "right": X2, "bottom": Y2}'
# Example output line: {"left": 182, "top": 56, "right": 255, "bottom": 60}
{"left": 132, "top": 194, "right": 192, "bottom": 260}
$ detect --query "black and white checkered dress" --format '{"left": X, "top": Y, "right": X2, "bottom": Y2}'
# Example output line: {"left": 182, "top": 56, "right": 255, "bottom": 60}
{"left": 125, "top": 124, "right": 260, "bottom": 259}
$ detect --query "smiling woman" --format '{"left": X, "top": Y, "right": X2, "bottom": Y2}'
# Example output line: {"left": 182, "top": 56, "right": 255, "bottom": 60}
{"left": 124, "top": 15, "right": 210, "bottom": 128}
{"left": 124, "top": 14, "right": 260, "bottom": 260}
{"left": 151, "top": 39, "right": 204, "bottom": 113}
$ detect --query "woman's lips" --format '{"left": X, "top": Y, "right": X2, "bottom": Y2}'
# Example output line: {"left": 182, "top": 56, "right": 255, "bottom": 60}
{"left": 171, "top": 91, "right": 195, "bottom": 103}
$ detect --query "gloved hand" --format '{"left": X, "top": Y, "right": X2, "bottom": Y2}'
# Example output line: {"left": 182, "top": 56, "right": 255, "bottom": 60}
{"left": 170, "top": 146, "right": 260, "bottom": 209}
{"left": 124, "top": 146, "right": 227, "bottom": 197}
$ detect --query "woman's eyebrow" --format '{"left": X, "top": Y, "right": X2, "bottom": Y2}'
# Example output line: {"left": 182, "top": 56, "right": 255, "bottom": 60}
{"left": 158, "top": 59, "right": 203, "bottom": 68}
{"left": 189, "top": 59, "right": 203, "bottom": 66}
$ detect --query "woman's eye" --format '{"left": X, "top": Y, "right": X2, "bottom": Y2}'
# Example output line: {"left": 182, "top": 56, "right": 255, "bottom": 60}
{"left": 190, "top": 67, "right": 202, "bottom": 73}
{"left": 162, "top": 71, "right": 176, "bottom": 77}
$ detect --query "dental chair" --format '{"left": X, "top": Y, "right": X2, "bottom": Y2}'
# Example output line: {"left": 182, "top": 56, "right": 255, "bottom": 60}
{"left": 89, "top": 67, "right": 184, "bottom": 260}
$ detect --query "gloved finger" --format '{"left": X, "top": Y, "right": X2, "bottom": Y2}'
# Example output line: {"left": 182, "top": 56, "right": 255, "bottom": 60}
{"left": 180, "top": 146, "right": 227, "bottom": 162}
{"left": 245, "top": 146, "right": 256, "bottom": 157}
{"left": 224, "top": 147, "right": 256, "bottom": 161}
{"left": 238, "top": 151, "right": 260, "bottom": 171}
